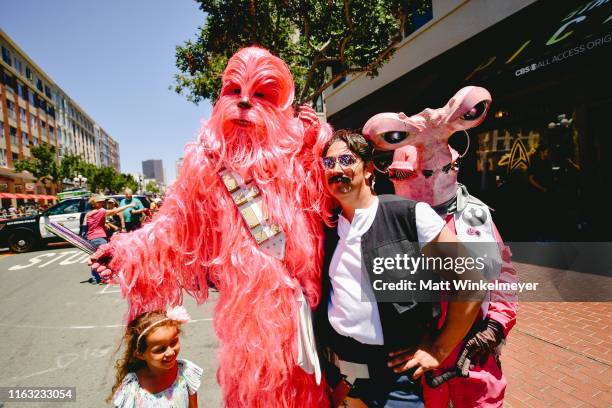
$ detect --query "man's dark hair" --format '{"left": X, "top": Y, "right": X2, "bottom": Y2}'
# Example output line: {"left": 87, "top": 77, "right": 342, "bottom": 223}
{"left": 323, "top": 129, "right": 373, "bottom": 162}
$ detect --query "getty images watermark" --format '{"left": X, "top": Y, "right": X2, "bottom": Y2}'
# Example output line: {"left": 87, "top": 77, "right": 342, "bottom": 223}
{"left": 371, "top": 253, "right": 539, "bottom": 293}
{"left": 362, "top": 241, "right": 612, "bottom": 303}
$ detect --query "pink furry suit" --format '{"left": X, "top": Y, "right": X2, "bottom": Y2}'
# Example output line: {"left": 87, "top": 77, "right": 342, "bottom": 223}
{"left": 94, "top": 47, "right": 333, "bottom": 407}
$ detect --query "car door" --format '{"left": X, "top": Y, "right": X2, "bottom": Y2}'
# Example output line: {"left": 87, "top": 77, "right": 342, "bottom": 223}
{"left": 39, "top": 199, "right": 83, "bottom": 239}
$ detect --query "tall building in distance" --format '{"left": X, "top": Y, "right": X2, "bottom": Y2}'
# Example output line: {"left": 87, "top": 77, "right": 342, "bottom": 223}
{"left": 0, "top": 28, "right": 121, "bottom": 206}
{"left": 175, "top": 157, "right": 183, "bottom": 179}
{"left": 142, "top": 159, "right": 165, "bottom": 186}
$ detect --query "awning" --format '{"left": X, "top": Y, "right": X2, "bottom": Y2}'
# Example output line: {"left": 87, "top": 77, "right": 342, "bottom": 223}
{"left": 0, "top": 193, "right": 57, "bottom": 200}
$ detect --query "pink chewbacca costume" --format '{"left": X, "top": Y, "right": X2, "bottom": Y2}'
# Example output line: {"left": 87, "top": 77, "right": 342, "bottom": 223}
{"left": 95, "top": 47, "right": 333, "bottom": 407}
{"left": 363, "top": 87, "right": 518, "bottom": 408}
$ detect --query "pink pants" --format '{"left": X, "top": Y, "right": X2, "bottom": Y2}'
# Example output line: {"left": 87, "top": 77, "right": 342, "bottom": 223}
{"left": 423, "top": 343, "right": 506, "bottom": 408}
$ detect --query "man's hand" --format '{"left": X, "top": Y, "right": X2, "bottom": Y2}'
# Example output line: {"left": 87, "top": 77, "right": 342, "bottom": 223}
{"left": 388, "top": 343, "right": 445, "bottom": 380}
{"left": 88, "top": 243, "right": 115, "bottom": 280}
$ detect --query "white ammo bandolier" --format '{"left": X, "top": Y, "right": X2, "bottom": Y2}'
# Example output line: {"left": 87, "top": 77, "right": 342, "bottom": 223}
{"left": 451, "top": 185, "right": 502, "bottom": 317}
{"left": 219, "top": 168, "right": 321, "bottom": 385}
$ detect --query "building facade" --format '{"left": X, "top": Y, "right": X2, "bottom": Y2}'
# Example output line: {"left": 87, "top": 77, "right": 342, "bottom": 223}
{"left": 325, "top": 0, "right": 611, "bottom": 241}
{"left": 0, "top": 28, "right": 121, "bottom": 208}
{"left": 142, "top": 159, "right": 165, "bottom": 186}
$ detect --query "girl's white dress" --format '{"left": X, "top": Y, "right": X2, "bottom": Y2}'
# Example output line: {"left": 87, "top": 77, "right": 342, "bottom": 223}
{"left": 113, "top": 359, "right": 203, "bottom": 408}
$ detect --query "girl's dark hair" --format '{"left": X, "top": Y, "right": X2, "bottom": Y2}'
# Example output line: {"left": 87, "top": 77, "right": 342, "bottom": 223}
{"left": 107, "top": 310, "right": 182, "bottom": 402}
{"left": 323, "top": 129, "right": 373, "bottom": 162}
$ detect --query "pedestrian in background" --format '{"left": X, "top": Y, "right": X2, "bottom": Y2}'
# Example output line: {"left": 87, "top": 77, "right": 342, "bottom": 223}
{"left": 120, "top": 188, "right": 145, "bottom": 232}
{"left": 85, "top": 195, "right": 133, "bottom": 283}
{"left": 105, "top": 198, "right": 126, "bottom": 236}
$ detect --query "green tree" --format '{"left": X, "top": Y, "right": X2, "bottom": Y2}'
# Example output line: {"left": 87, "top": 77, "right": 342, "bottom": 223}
{"left": 174, "top": 0, "right": 430, "bottom": 104}
{"left": 13, "top": 144, "right": 60, "bottom": 189}
{"left": 58, "top": 154, "right": 87, "bottom": 184}
{"left": 145, "top": 180, "right": 161, "bottom": 194}
{"left": 111, "top": 173, "right": 138, "bottom": 194}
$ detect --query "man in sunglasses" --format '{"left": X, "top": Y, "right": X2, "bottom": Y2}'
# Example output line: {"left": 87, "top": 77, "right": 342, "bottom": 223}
{"left": 316, "top": 130, "right": 484, "bottom": 408}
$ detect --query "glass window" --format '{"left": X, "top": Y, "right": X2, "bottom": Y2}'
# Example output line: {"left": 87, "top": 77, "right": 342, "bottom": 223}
{"left": 26, "top": 67, "right": 32, "bottom": 81}
{"left": 1, "top": 46, "right": 11, "bottom": 66}
{"left": 10, "top": 126, "right": 19, "bottom": 146}
{"left": 22, "top": 131, "right": 28, "bottom": 145}
{"left": 0, "top": 148, "right": 6, "bottom": 167}
{"left": 12, "top": 152, "right": 19, "bottom": 163}
{"left": 36, "top": 78, "right": 43, "bottom": 92}
{"left": 15, "top": 59, "right": 22, "bottom": 73}
{"left": 46, "top": 199, "right": 81, "bottom": 215}
{"left": 19, "top": 107, "right": 26, "bottom": 122}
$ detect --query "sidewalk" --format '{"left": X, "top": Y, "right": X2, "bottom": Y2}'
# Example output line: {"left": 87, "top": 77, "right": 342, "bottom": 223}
{"left": 502, "top": 263, "right": 611, "bottom": 407}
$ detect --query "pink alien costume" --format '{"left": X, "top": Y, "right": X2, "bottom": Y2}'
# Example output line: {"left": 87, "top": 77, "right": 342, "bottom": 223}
{"left": 363, "top": 86, "right": 518, "bottom": 408}
{"left": 95, "top": 47, "right": 333, "bottom": 407}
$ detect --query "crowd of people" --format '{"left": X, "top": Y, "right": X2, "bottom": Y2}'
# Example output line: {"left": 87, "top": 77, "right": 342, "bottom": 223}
{"left": 85, "top": 188, "right": 161, "bottom": 284}
{"left": 0, "top": 203, "right": 51, "bottom": 219}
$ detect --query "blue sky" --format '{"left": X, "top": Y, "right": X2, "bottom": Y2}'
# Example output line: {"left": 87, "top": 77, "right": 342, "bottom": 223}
{"left": 0, "top": 0, "right": 212, "bottom": 183}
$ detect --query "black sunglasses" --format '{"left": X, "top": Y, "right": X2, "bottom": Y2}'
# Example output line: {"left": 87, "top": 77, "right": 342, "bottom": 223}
{"left": 322, "top": 153, "right": 358, "bottom": 170}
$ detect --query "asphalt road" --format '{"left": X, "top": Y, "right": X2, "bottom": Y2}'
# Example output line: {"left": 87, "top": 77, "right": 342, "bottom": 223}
{"left": 0, "top": 247, "right": 222, "bottom": 407}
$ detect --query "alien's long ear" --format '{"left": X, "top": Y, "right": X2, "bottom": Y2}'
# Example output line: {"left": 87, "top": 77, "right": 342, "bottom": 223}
{"left": 443, "top": 86, "right": 492, "bottom": 132}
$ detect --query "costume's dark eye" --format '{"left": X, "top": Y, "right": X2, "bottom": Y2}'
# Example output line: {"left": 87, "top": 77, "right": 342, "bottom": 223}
{"left": 254, "top": 92, "right": 264, "bottom": 99}
{"left": 381, "top": 131, "right": 409, "bottom": 144}
{"left": 232, "top": 88, "right": 241, "bottom": 95}
{"left": 461, "top": 101, "right": 488, "bottom": 120}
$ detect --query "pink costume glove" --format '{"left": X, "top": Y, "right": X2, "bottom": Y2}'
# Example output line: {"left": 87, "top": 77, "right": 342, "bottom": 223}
{"left": 88, "top": 243, "right": 115, "bottom": 281}
{"left": 297, "top": 104, "right": 320, "bottom": 147}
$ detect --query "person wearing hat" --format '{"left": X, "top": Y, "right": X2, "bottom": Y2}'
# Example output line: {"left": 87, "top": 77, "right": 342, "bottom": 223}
{"left": 85, "top": 195, "right": 134, "bottom": 283}
{"left": 105, "top": 198, "right": 126, "bottom": 235}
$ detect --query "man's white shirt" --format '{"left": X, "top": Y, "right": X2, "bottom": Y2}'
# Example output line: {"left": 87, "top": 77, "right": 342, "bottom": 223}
{"left": 328, "top": 198, "right": 445, "bottom": 345}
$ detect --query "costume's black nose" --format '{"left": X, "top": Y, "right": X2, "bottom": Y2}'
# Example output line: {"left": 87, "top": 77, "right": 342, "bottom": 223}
{"left": 238, "top": 97, "right": 251, "bottom": 109}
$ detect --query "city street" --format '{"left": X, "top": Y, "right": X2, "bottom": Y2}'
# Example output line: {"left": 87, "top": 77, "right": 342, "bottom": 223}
{"left": 0, "top": 247, "right": 222, "bottom": 407}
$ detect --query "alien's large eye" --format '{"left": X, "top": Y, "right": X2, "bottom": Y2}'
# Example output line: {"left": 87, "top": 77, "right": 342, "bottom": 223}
{"left": 254, "top": 91, "right": 265, "bottom": 99}
{"left": 381, "top": 131, "right": 409, "bottom": 144}
{"left": 461, "top": 101, "right": 488, "bottom": 121}
{"left": 232, "top": 88, "right": 241, "bottom": 95}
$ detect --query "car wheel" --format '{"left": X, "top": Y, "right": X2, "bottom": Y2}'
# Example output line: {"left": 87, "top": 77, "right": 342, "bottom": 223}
{"left": 8, "top": 231, "right": 37, "bottom": 253}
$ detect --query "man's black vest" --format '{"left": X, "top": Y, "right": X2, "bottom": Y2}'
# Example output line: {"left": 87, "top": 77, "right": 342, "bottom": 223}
{"left": 316, "top": 195, "right": 439, "bottom": 351}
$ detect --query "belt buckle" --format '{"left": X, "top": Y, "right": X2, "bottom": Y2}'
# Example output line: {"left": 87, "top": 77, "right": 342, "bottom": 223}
{"left": 338, "top": 359, "right": 370, "bottom": 384}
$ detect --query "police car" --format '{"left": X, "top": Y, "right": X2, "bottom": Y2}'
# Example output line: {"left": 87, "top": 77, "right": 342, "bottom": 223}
{"left": 0, "top": 193, "right": 150, "bottom": 253}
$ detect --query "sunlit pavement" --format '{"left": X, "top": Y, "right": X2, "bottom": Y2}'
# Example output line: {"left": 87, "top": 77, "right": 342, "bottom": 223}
{"left": 0, "top": 247, "right": 221, "bottom": 407}
{"left": 1, "top": 248, "right": 610, "bottom": 407}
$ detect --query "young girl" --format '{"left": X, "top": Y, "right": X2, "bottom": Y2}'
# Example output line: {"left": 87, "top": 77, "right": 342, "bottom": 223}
{"left": 109, "top": 306, "right": 203, "bottom": 407}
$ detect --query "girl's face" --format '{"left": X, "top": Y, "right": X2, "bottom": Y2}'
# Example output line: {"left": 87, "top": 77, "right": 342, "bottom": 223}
{"left": 136, "top": 325, "right": 181, "bottom": 371}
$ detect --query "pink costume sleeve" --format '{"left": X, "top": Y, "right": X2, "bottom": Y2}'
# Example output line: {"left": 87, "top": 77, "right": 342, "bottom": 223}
{"left": 486, "top": 224, "right": 518, "bottom": 337}
{"left": 294, "top": 117, "right": 335, "bottom": 307}
{"left": 108, "top": 141, "right": 218, "bottom": 321}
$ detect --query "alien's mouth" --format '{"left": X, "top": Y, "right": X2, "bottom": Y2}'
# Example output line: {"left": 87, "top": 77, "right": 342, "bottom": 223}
{"left": 389, "top": 169, "right": 417, "bottom": 180}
